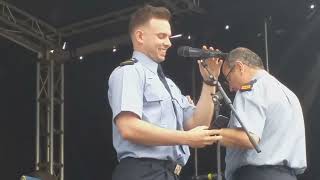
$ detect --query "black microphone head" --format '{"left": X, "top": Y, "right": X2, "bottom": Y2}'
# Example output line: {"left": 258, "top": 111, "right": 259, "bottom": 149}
{"left": 177, "top": 46, "right": 191, "bottom": 57}
{"left": 177, "top": 46, "right": 228, "bottom": 59}
{"left": 177, "top": 46, "right": 204, "bottom": 58}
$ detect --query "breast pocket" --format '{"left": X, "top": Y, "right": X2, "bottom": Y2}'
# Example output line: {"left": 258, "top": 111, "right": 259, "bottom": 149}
{"left": 143, "top": 77, "right": 167, "bottom": 127}
{"left": 168, "top": 83, "right": 190, "bottom": 128}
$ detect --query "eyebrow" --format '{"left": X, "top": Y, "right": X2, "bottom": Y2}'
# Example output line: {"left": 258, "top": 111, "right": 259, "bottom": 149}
{"left": 157, "top": 32, "right": 171, "bottom": 36}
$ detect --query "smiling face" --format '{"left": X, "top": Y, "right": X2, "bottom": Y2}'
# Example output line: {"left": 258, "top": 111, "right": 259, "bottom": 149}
{"left": 133, "top": 18, "right": 172, "bottom": 62}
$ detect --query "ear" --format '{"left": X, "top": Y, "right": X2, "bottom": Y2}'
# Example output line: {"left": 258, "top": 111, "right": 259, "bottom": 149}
{"left": 237, "top": 61, "right": 245, "bottom": 73}
{"left": 134, "top": 29, "right": 144, "bottom": 44}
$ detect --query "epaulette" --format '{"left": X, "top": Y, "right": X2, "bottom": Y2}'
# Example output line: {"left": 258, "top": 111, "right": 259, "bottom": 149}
{"left": 119, "top": 58, "right": 138, "bottom": 67}
{"left": 240, "top": 79, "right": 257, "bottom": 92}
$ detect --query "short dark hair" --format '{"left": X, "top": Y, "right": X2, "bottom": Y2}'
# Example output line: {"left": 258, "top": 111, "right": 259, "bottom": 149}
{"left": 128, "top": 5, "right": 171, "bottom": 35}
{"left": 225, "top": 47, "right": 265, "bottom": 69}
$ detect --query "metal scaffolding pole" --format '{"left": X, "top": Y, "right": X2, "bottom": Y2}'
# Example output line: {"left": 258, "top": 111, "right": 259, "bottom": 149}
{"left": 49, "top": 56, "right": 55, "bottom": 175}
{"left": 60, "top": 64, "right": 65, "bottom": 180}
{"left": 36, "top": 51, "right": 64, "bottom": 180}
{"left": 264, "top": 17, "right": 270, "bottom": 72}
{"left": 0, "top": 0, "right": 61, "bottom": 54}
{"left": 36, "top": 62, "right": 40, "bottom": 171}
{"left": 56, "top": 0, "right": 204, "bottom": 38}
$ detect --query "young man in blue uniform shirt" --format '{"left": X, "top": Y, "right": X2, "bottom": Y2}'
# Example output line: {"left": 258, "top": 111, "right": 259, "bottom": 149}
{"left": 108, "top": 5, "right": 223, "bottom": 180}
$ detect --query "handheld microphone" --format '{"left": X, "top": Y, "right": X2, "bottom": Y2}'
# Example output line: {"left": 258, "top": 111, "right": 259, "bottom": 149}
{"left": 177, "top": 46, "right": 228, "bottom": 59}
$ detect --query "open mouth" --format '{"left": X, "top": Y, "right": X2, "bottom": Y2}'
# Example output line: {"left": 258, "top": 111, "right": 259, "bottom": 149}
{"left": 159, "top": 48, "right": 167, "bottom": 56}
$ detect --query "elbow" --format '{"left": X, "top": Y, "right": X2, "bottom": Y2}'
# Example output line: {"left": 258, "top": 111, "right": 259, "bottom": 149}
{"left": 117, "top": 123, "right": 135, "bottom": 141}
{"left": 120, "top": 131, "right": 133, "bottom": 141}
{"left": 115, "top": 111, "right": 140, "bottom": 141}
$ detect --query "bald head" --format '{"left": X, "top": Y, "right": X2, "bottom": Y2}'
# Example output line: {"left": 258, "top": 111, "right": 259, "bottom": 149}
{"left": 225, "top": 47, "right": 264, "bottom": 69}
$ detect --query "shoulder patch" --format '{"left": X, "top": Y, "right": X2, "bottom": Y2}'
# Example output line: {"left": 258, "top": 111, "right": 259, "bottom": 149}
{"left": 240, "top": 79, "right": 257, "bottom": 92}
{"left": 119, "top": 58, "right": 138, "bottom": 67}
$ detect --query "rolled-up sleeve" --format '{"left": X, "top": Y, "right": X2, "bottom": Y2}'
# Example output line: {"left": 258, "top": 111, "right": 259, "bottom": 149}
{"left": 108, "top": 65, "right": 144, "bottom": 120}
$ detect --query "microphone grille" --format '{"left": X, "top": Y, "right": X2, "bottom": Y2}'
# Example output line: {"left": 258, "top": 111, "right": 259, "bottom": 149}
{"left": 177, "top": 46, "right": 190, "bottom": 57}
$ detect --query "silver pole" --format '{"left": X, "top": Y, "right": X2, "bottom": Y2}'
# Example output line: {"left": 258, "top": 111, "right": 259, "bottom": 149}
{"left": 36, "top": 62, "right": 40, "bottom": 170}
{"left": 264, "top": 17, "right": 270, "bottom": 72}
{"left": 191, "top": 61, "right": 198, "bottom": 177}
{"left": 194, "top": 149, "right": 198, "bottom": 176}
{"left": 46, "top": 61, "right": 51, "bottom": 165}
{"left": 49, "top": 57, "right": 55, "bottom": 175}
{"left": 60, "top": 64, "right": 65, "bottom": 180}
{"left": 217, "top": 142, "right": 222, "bottom": 180}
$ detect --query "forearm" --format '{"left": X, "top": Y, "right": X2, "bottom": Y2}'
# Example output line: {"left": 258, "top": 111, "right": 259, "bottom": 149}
{"left": 219, "top": 128, "right": 259, "bottom": 149}
{"left": 117, "top": 116, "right": 188, "bottom": 146}
{"left": 186, "top": 83, "right": 216, "bottom": 129}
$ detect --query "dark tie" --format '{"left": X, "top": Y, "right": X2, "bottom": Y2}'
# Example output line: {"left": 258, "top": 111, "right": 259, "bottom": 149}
{"left": 157, "top": 64, "right": 185, "bottom": 154}
{"left": 157, "top": 64, "right": 178, "bottom": 116}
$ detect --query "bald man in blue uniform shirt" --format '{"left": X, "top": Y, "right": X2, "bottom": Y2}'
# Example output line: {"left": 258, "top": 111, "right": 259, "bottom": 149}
{"left": 214, "top": 47, "right": 307, "bottom": 180}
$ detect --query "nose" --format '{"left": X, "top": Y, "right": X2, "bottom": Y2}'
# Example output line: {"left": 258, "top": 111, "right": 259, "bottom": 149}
{"left": 164, "top": 37, "right": 172, "bottom": 48}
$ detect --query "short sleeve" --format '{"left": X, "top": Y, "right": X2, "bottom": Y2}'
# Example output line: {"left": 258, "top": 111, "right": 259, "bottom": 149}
{"left": 180, "top": 95, "right": 196, "bottom": 122}
{"left": 229, "top": 89, "right": 266, "bottom": 138}
{"left": 107, "top": 65, "right": 144, "bottom": 120}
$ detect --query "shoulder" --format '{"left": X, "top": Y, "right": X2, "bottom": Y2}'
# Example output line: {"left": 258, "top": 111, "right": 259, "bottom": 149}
{"left": 119, "top": 58, "right": 138, "bottom": 67}
{"left": 235, "top": 78, "right": 265, "bottom": 105}
{"left": 239, "top": 80, "right": 255, "bottom": 92}
{"left": 116, "top": 58, "right": 144, "bottom": 73}
{"left": 109, "top": 58, "right": 145, "bottom": 83}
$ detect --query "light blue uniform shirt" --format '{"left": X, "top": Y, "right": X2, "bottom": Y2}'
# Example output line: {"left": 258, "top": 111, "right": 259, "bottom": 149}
{"left": 108, "top": 51, "right": 195, "bottom": 165}
{"left": 225, "top": 70, "right": 307, "bottom": 180}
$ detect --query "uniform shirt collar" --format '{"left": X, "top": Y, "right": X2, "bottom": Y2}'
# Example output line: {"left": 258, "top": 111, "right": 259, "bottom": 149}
{"left": 251, "top": 69, "right": 268, "bottom": 81}
{"left": 132, "top": 51, "right": 159, "bottom": 74}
